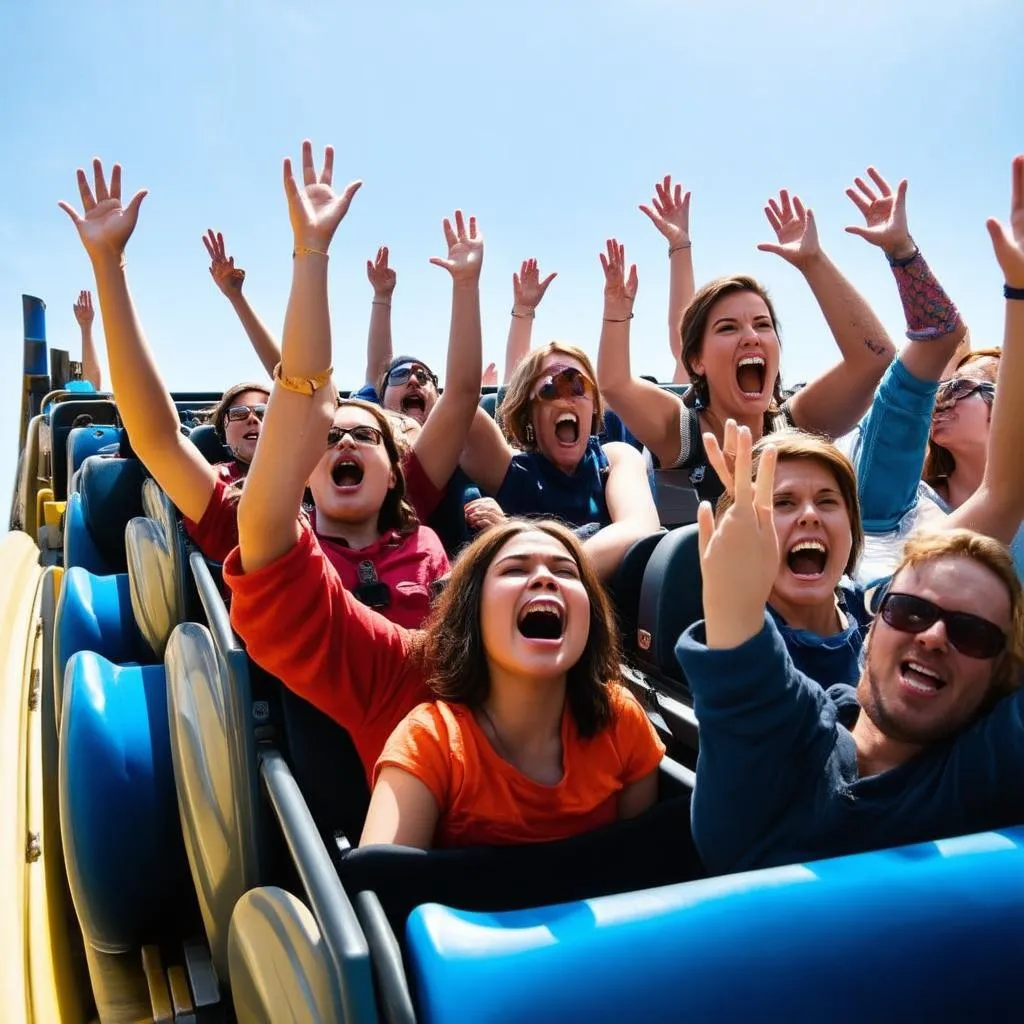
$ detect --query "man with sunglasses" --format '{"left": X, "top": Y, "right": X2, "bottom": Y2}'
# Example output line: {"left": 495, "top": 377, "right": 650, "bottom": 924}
{"left": 676, "top": 425, "right": 1024, "bottom": 876}
{"left": 355, "top": 355, "right": 441, "bottom": 426}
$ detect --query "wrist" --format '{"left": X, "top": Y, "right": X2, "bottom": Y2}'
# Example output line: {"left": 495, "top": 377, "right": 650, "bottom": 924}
{"left": 511, "top": 303, "right": 535, "bottom": 318}
{"left": 603, "top": 300, "right": 634, "bottom": 321}
{"left": 451, "top": 277, "right": 480, "bottom": 293}
{"left": 371, "top": 295, "right": 392, "bottom": 307}
{"left": 883, "top": 237, "right": 917, "bottom": 262}
{"left": 668, "top": 241, "right": 692, "bottom": 257}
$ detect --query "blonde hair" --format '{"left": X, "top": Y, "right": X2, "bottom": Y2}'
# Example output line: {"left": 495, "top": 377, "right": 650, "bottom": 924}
{"left": 716, "top": 428, "right": 864, "bottom": 575}
{"left": 498, "top": 342, "right": 604, "bottom": 450}
{"left": 894, "top": 529, "right": 1024, "bottom": 702}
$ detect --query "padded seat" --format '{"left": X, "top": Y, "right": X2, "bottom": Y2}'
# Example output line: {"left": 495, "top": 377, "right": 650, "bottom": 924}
{"left": 59, "top": 651, "right": 191, "bottom": 953}
{"left": 66, "top": 424, "right": 121, "bottom": 482}
{"left": 606, "top": 531, "right": 664, "bottom": 652}
{"left": 46, "top": 397, "right": 118, "bottom": 500}
{"left": 651, "top": 468, "right": 701, "bottom": 529}
{"left": 53, "top": 567, "right": 152, "bottom": 730}
{"left": 189, "top": 424, "right": 233, "bottom": 466}
{"left": 478, "top": 392, "right": 498, "bottom": 419}
{"left": 406, "top": 828, "right": 1024, "bottom": 1024}
{"left": 635, "top": 525, "right": 702, "bottom": 684}
{"left": 64, "top": 457, "right": 147, "bottom": 574}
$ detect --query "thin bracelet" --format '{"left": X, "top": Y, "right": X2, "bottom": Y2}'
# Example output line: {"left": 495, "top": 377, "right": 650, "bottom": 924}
{"left": 1005, "top": 284, "right": 1024, "bottom": 300}
{"left": 604, "top": 313, "right": 635, "bottom": 323}
{"left": 886, "top": 244, "right": 920, "bottom": 268}
{"left": 668, "top": 242, "right": 692, "bottom": 256}
{"left": 510, "top": 307, "right": 535, "bottom": 319}
{"left": 293, "top": 245, "right": 329, "bottom": 258}
{"left": 371, "top": 299, "right": 392, "bottom": 307}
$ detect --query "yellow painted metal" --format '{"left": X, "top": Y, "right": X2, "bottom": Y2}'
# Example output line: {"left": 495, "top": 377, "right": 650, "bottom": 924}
{"left": 0, "top": 536, "right": 87, "bottom": 1022}
{"left": 34, "top": 490, "right": 53, "bottom": 536}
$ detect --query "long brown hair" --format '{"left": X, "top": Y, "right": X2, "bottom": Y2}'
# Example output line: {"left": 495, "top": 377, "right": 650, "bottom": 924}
{"left": 681, "top": 276, "right": 785, "bottom": 429}
{"left": 424, "top": 519, "right": 617, "bottom": 737}
{"left": 923, "top": 348, "right": 1001, "bottom": 486}
{"left": 498, "top": 342, "right": 605, "bottom": 450}
{"left": 716, "top": 429, "right": 864, "bottom": 576}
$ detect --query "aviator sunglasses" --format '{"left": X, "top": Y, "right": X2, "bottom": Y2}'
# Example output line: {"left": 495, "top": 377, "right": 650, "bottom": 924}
{"left": 878, "top": 592, "right": 1007, "bottom": 660}
{"left": 935, "top": 378, "right": 995, "bottom": 407}
{"left": 532, "top": 366, "right": 596, "bottom": 402}
{"left": 226, "top": 403, "right": 267, "bottom": 422}
{"left": 387, "top": 365, "right": 438, "bottom": 388}
{"left": 327, "top": 424, "right": 384, "bottom": 447}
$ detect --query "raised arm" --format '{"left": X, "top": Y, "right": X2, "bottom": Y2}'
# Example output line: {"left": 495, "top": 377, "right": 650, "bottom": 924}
{"left": 411, "top": 211, "right": 484, "bottom": 489}
{"left": 582, "top": 441, "right": 660, "bottom": 581}
{"left": 596, "top": 239, "right": 683, "bottom": 464}
{"left": 949, "top": 154, "right": 1024, "bottom": 543}
{"left": 59, "top": 160, "right": 216, "bottom": 523}
{"left": 639, "top": 175, "right": 695, "bottom": 384}
{"left": 757, "top": 190, "right": 896, "bottom": 437}
{"left": 845, "top": 167, "right": 966, "bottom": 380}
{"left": 237, "top": 140, "right": 361, "bottom": 572}
{"left": 502, "top": 258, "right": 556, "bottom": 384}
{"left": 204, "top": 229, "right": 281, "bottom": 377}
{"left": 842, "top": 168, "right": 967, "bottom": 531}
{"left": 72, "top": 289, "right": 103, "bottom": 390}
{"left": 364, "top": 246, "right": 397, "bottom": 388}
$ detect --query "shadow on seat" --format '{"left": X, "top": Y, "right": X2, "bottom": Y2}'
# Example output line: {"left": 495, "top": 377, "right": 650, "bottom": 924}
{"left": 635, "top": 525, "right": 703, "bottom": 685}
{"left": 66, "top": 424, "right": 121, "bottom": 484}
{"left": 607, "top": 531, "right": 665, "bottom": 653}
{"left": 46, "top": 398, "right": 118, "bottom": 501}
{"left": 652, "top": 468, "right": 701, "bottom": 530}
{"left": 59, "top": 651, "right": 191, "bottom": 954}
{"left": 64, "top": 457, "right": 147, "bottom": 574}
{"left": 188, "top": 424, "right": 233, "bottom": 466}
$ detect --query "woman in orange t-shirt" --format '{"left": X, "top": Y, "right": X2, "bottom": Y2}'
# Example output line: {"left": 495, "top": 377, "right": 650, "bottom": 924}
{"left": 360, "top": 519, "right": 665, "bottom": 850}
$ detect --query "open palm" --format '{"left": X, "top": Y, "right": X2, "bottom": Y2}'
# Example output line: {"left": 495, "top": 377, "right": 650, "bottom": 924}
{"left": 284, "top": 140, "right": 362, "bottom": 251}
{"left": 430, "top": 210, "right": 483, "bottom": 281}
{"left": 844, "top": 167, "right": 913, "bottom": 257}
{"left": 988, "top": 154, "right": 1024, "bottom": 288}
{"left": 58, "top": 160, "right": 147, "bottom": 259}
{"left": 757, "top": 190, "right": 820, "bottom": 269}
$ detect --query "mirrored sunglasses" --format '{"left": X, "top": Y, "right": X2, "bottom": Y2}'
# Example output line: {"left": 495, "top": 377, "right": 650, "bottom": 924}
{"left": 387, "top": 365, "right": 437, "bottom": 388}
{"left": 533, "top": 366, "right": 595, "bottom": 403}
{"left": 936, "top": 378, "right": 995, "bottom": 406}
{"left": 226, "top": 403, "right": 267, "bottom": 422}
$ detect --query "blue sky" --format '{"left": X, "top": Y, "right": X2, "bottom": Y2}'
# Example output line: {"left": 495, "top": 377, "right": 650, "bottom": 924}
{"left": 1, "top": 0, "right": 1021, "bottom": 507}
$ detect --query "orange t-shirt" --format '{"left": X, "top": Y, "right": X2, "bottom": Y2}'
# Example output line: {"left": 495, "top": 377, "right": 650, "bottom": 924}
{"left": 373, "top": 683, "right": 665, "bottom": 848}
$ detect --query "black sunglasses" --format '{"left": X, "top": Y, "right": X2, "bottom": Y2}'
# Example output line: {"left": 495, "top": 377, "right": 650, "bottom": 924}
{"left": 879, "top": 592, "right": 1007, "bottom": 660}
{"left": 387, "top": 365, "right": 437, "bottom": 388}
{"left": 226, "top": 403, "right": 267, "bottom": 422}
{"left": 327, "top": 424, "right": 383, "bottom": 447}
{"left": 532, "top": 366, "right": 595, "bottom": 402}
{"left": 936, "top": 378, "right": 995, "bottom": 406}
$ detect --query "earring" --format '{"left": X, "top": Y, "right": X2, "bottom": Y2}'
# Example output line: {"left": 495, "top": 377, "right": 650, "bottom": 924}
{"left": 525, "top": 424, "right": 535, "bottom": 444}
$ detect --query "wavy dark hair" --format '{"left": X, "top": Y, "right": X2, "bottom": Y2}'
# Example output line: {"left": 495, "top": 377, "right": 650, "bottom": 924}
{"left": 681, "top": 275, "right": 785, "bottom": 429}
{"left": 423, "top": 518, "right": 617, "bottom": 737}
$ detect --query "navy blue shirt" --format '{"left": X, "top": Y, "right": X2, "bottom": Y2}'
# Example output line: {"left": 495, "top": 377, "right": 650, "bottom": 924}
{"left": 492, "top": 437, "right": 610, "bottom": 530}
{"left": 768, "top": 580, "right": 873, "bottom": 689}
{"left": 676, "top": 614, "right": 1024, "bottom": 875}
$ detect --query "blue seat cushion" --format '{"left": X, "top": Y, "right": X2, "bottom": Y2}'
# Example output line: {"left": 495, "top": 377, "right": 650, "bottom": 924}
{"left": 59, "top": 652, "right": 190, "bottom": 953}
{"left": 188, "top": 424, "right": 233, "bottom": 466}
{"left": 406, "top": 828, "right": 1024, "bottom": 1024}
{"left": 67, "top": 425, "right": 122, "bottom": 481}
{"left": 76, "top": 457, "right": 147, "bottom": 573}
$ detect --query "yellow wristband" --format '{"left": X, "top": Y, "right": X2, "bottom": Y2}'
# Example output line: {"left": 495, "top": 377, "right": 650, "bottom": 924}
{"left": 293, "top": 245, "right": 329, "bottom": 259}
{"left": 272, "top": 362, "right": 333, "bottom": 396}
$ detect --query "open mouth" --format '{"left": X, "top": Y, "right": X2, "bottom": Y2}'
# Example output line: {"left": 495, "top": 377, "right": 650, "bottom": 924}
{"left": 517, "top": 599, "right": 565, "bottom": 640}
{"left": 786, "top": 539, "right": 828, "bottom": 579}
{"left": 736, "top": 355, "right": 766, "bottom": 398}
{"left": 898, "top": 659, "right": 947, "bottom": 696}
{"left": 554, "top": 412, "right": 580, "bottom": 446}
{"left": 242, "top": 430, "right": 260, "bottom": 442}
{"left": 331, "top": 458, "right": 365, "bottom": 489}
{"left": 401, "top": 392, "right": 426, "bottom": 416}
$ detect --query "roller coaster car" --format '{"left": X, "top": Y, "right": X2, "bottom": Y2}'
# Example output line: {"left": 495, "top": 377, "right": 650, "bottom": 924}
{"left": 6, "top": 388, "right": 1024, "bottom": 1023}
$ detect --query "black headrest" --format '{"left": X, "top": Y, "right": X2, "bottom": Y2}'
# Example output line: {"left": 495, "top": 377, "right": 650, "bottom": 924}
{"left": 79, "top": 457, "right": 147, "bottom": 573}
{"left": 478, "top": 393, "right": 498, "bottom": 418}
{"left": 188, "top": 424, "right": 233, "bottom": 466}
{"left": 607, "top": 531, "right": 665, "bottom": 650}
{"left": 635, "top": 524, "right": 703, "bottom": 684}
{"left": 652, "top": 469, "right": 701, "bottom": 529}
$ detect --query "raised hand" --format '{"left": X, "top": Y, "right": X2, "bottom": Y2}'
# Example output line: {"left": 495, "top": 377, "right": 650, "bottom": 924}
{"left": 513, "top": 258, "right": 557, "bottom": 310}
{"left": 73, "top": 290, "right": 94, "bottom": 327}
{"left": 757, "top": 190, "right": 821, "bottom": 270}
{"left": 844, "top": 167, "right": 914, "bottom": 259}
{"left": 600, "top": 239, "right": 638, "bottom": 319}
{"left": 203, "top": 229, "right": 246, "bottom": 297}
{"left": 481, "top": 362, "right": 498, "bottom": 387}
{"left": 58, "top": 159, "right": 148, "bottom": 260}
{"left": 987, "top": 154, "right": 1024, "bottom": 288}
{"left": 465, "top": 496, "right": 506, "bottom": 531}
{"left": 697, "top": 423, "right": 779, "bottom": 648}
{"left": 283, "top": 140, "right": 362, "bottom": 252}
{"left": 702, "top": 419, "right": 740, "bottom": 496}
{"left": 429, "top": 210, "right": 484, "bottom": 282}
{"left": 367, "top": 246, "right": 397, "bottom": 297}
{"left": 639, "top": 174, "right": 691, "bottom": 250}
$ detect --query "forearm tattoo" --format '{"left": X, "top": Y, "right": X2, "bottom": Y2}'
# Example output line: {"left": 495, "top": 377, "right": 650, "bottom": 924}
{"left": 891, "top": 251, "right": 963, "bottom": 341}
